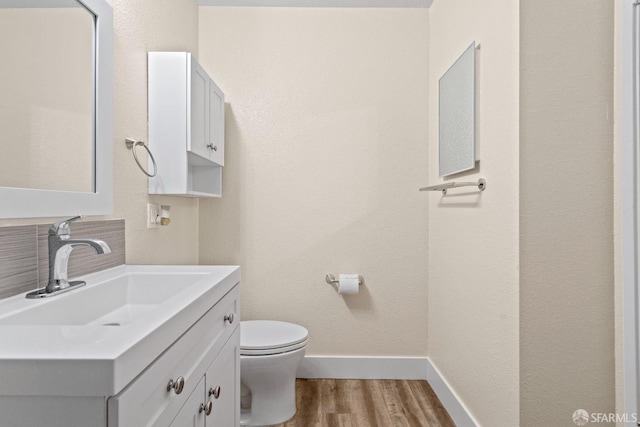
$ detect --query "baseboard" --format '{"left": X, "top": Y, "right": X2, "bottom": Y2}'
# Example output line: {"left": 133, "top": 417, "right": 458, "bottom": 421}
{"left": 426, "top": 357, "right": 478, "bottom": 427}
{"left": 296, "top": 356, "right": 428, "bottom": 380}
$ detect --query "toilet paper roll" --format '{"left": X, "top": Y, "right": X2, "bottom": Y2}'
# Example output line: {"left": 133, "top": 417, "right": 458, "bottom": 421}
{"left": 338, "top": 274, "right": 360, "bottom": 295}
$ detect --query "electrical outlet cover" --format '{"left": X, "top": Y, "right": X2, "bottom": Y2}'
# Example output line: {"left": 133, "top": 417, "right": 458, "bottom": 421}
{"left": 147, "top": 204, "right": 160, "bottom": 229}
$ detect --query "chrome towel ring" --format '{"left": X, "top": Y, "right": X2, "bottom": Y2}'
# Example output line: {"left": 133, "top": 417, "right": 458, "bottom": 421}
{"left": 125, "top": 137, "right": 157, "bottom": 178}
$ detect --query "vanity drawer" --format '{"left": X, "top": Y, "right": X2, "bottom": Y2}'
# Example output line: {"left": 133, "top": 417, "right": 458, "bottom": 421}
{"left": 107, "top": 285, "right": 239, "bottom": 427}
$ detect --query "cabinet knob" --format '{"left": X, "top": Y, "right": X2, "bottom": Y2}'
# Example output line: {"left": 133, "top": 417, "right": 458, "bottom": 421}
{"left": 199, "top": 400, "right": 213, "bottom": 416}
{"left": 209, "top": 385, "right": 221, "bottom": 399}
{"left": 206, "top": 144, "right": 218, "bottom": 151}
{"left": 224, "top": 313, "right": 234, "bottom": 324}
{"left": 166, "top": 376, "right": 185, "bottom": 394}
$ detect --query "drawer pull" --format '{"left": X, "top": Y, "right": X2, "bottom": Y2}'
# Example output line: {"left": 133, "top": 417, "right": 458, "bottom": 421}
{"left": 166, "top": 376, "right": 185, "bottom": 394}
{"left": 209, "top": 385, "right": 221, "bottom": 399}
{"left": 224, "top": 313, "right": 235, "bottom": 324}
{"left": 199, "top": 400, "right": 213, "bottom": 416}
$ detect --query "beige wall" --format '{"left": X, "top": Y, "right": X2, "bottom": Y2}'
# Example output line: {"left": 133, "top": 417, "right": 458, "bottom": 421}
{"left": 112, "top": 0, "right": 200, "bottom": 265}
{"left": 0, "top": 0, "right": 202, "bottom": 266}
{"left": 520, "top": 0, "right": 615, "bottom": 425}
{"left": 427, "top": 0, "right": 520, "bottom": 425}
{"left": 198, "top": 7, "right": 430, "bottom": 357}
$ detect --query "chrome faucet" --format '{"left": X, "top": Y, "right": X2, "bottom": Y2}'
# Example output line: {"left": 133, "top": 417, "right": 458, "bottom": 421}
{"left": 26, "top": 216, "right": 112, "bottom": 299}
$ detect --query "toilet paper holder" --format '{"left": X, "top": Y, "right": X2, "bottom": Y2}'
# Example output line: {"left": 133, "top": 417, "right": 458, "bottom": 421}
{"left": 325, "top": 273, "right": 363, "bottom": 289}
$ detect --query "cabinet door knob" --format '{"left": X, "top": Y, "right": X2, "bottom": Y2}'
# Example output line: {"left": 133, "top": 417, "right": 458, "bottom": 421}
{"left": 224, "top": 313, "right": 234, "bottom": 324}
{"left": 209, "top": 385, "right": 221, "bottom": 399}
{"left": 166, "top": 376, "right": 185, "bottom": 394}
{"left": 199, "top": 400, "right": 213, "bottom": 416}
{"left": 206, "top": 144, "right": 218, "bottom": 151}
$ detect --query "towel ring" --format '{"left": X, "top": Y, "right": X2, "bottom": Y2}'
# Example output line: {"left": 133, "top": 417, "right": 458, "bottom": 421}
{"left": 125, "top": 138, "right": 157, "bottom": 178}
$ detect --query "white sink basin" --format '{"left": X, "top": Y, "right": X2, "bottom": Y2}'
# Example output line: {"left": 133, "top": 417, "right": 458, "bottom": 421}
{"left": 0, "top": 271, "right": 210, "bottom": 326}
{"left": 0, "top": 264, "right": 240, "bottom": 397}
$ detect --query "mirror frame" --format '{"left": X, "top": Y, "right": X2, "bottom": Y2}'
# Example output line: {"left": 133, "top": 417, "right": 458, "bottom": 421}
{"left": 0, "top": 0, "right": 113, "bottom": 218}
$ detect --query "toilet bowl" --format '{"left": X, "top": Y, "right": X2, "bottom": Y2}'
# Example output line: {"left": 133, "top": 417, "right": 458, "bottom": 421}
{"left": 240, "top": 320, "right": 308, "bottom": 427}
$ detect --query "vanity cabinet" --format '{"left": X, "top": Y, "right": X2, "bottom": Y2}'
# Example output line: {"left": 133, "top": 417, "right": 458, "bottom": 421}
{"left": 107, "top": 284, "right": 240, "bottom": 427}
{"left": 148, "top": 52, "right": 225, "bottom": 197}
{"left": 0, "top": 265, "right": 241, "bottom": 427}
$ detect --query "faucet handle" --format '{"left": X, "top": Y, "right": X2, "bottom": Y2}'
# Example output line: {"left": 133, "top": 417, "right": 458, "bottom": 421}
{"left": 49, "top": 215, "right": 84, "bottom": 236}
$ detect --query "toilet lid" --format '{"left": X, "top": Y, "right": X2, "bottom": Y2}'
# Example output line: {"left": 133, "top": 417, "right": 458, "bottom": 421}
{"left": 240, "top": 320, "right": 308, "bottom": 355}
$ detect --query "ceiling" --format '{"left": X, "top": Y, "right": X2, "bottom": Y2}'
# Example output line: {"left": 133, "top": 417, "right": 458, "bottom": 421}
{"left": 196, "top": 0, "right": 432, "bottom": 8}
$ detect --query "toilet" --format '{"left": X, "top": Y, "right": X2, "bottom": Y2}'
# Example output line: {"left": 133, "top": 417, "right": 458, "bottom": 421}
{"left": 240, "top": 320, "right": 308, "bottom": 426}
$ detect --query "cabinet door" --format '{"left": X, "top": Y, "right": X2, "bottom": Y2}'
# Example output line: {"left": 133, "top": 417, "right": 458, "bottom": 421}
{"left": 208, "top": 79, "right": 225, "bottom": 166}
{"left": 205, "top": 329, "right": 240, "bottom": 427}
{"left": 169, "top": 377, "right": 206, "bottom": 427}
{"left": 188, "top": 58, "right": 210, "bottom": 161}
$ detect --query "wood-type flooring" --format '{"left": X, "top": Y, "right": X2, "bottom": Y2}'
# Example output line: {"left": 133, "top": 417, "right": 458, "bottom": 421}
{"left": 272, "top": 379, "right": 456, "bottom": 427}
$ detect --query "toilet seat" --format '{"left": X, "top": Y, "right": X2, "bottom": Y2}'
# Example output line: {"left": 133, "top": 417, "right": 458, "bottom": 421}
{"left": 241, "top": 320, "right": 308, "bottom": 356}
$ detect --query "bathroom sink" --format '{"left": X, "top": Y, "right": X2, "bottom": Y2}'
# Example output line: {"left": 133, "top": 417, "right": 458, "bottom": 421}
{"left": 0, "top": 264, "right": 240, "bottom": 397}
{"left": 0, "top": 270, "right": 210, "bottom": 326}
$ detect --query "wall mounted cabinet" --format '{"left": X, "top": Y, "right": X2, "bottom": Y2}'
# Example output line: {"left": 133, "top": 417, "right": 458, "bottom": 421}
{"left": 148, "top": 52, "right": 225, "bottom": 197}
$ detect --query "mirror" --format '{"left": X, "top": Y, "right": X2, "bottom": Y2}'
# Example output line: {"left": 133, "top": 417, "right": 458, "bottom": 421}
{"left": 0, "top": 0, "right": 112, "bottom": 218}
{"left": 0, "top": 1, "right": 93, "bottom": 192}
{"left": 439, "top": 42, "right": 476, "bottom": 177}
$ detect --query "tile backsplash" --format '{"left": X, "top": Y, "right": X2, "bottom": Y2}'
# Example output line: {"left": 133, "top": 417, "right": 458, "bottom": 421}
{"left": 0, "top": 226, "right": 38, "bottom": 299}
{"left": 0, "top": 219, "right": 125, "bottom": 300}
